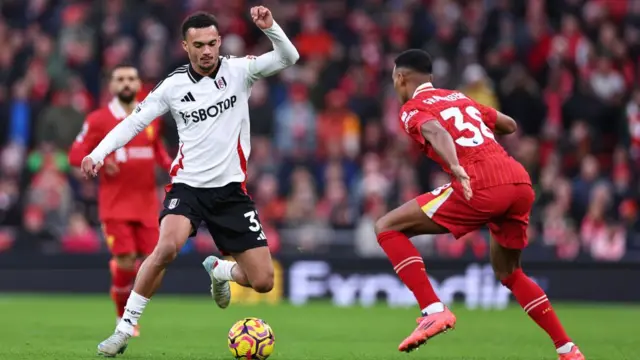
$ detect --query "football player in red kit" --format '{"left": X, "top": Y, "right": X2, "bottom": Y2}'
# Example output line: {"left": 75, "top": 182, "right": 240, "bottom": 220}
{"left": 69, "top": 64, "right": 172, "bottom": 336}
{"left": 375, "top": 49, "right": 584, "bottom": 360}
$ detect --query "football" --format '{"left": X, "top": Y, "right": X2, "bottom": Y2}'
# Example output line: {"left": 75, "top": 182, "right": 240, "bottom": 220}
{"left": 227, "top": 317, "right": 275, "bottom": 359}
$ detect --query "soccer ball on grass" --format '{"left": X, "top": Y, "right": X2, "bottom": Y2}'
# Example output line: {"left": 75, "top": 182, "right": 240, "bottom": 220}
{"left": 228, "top": 317, "right": 275, "bottom": 359}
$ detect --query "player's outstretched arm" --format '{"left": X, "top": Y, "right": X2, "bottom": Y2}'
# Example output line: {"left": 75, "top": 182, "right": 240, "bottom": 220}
{"left": 81, "top": 85, "right": 170, "bottom": 178}
{"left": 69, "top": 114, "right": 101, "bottom": 167}
{"left": 246, "top": 6, "right": 299, "bottom": 82}
{"left": 494, "top": 111, "right": 517, "bottom": 135}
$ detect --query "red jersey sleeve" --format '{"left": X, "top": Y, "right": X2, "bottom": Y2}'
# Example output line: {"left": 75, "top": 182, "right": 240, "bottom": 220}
{"left": 153, "top": 136, "right": 173, "bottom": 171}
{"left": 473, "top": 102, "right": 498, "bottom": 131}
{"left": 68, "top": 113, "right": 104, "bottom": 166}
{"left": 399, "top": 106, "right": 436, "bottom": 146}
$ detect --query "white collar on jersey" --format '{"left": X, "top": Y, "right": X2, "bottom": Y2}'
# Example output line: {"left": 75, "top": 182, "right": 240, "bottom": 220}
{"left": 108, "top": 97, "right": 137, "bottom": 120}
{"left": 108, "top": 98, "right": 127, "bottom": 119}
{"left": 412, "top": 82, "right": 436, "bottom": 98}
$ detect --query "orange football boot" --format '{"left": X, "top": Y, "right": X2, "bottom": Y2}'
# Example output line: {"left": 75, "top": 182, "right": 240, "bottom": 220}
{"left": 398, "top": 307, "right": 456, "bottom": 352}
{"left": 558, "top": 346, "right": 585, "bottom": 360}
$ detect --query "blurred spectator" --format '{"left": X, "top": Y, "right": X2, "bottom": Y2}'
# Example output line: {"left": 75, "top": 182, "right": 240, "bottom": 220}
{"left": 274, "top": 83, "right": 316, "bottom": 157}
{"left": 316, "top": 89, "right": 360, "bottom": 160}
{"left": 499, "top": 64, "right": 547, "bottom": 136}
{"left": 459, "top": 64, "right": 500, "bottom": 110}
{"left": 60, "top": 212, "right": 100, "bottom": 253}
{"left": 590, "top": 221, "right": 626, "bottom": 261}
{"left": 35, "top": 86, "right": 85, "bottom": 150}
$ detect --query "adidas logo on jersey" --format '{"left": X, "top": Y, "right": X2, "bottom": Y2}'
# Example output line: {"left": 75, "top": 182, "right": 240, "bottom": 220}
{"left": 180, "top": 92, "right": 196, "bottom": 102}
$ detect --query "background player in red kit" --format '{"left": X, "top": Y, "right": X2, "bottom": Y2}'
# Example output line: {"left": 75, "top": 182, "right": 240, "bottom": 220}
{"left": 69, "top": 64, "right": 172, "bottom": 336}
{"left": 375, "top": 49, "right": 584, "bottom": 360}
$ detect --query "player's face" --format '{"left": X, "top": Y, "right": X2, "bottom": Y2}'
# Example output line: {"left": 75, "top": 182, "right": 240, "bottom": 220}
{"left": 183, "top": 26, "right": 221, "bottom": 73}
{"left": 110, "top": 67, "right": 141, "bottom": 104}
{"left": 392, "top": 67, "right": 409, "bottom": 103}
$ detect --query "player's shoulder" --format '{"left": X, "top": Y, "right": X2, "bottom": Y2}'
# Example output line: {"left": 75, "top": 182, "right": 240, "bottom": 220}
{"left": 85, "top": 107, "right": 112, "bottom": 124}
{"left": 400, "top": 97, "right": 427, "bottom": 114}
{"left": 153, "top": 64, "right": 191, "bottom": 90}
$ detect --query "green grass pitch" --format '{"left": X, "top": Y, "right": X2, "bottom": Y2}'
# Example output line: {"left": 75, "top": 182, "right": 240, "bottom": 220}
{"left": 0, "top": 294, "right": 637, "bottom": 360}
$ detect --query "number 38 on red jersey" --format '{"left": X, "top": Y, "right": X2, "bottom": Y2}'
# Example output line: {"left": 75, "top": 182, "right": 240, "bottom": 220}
{"left": 399, "top": 86, "right": 506, "bottom": 168}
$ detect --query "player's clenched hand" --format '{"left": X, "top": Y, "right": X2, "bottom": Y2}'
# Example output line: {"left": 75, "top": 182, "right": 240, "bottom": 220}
{"left": 251, "top": 6, "right": 273, "bottom": 30}
{"left": 80, "top": 156, "right": 103, "bottom": 179}
{"left": 451, "top": 165, "right": 473, "bottom": 200}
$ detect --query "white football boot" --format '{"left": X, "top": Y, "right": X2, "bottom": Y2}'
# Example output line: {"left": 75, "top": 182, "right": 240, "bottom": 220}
{"left": 97, "top": 330, "right": 130, "bottom": 357}
{"left": 202, "top": 255, "right": 231, "bottom": 308}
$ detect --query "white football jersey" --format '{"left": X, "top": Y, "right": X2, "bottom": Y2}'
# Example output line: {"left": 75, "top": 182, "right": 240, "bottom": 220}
{"left": 136, "top": 58, "right": 255, "bottom": 188}
{"left": 88, "top": 22, "right": 299, "bottom": 189}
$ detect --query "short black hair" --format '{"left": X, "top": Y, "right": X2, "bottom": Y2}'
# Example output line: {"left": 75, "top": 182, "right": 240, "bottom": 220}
{"left": 394, "top": 49, "right": 433, "bottom": 74}
{"left": 181, "top": 12, "right": 219, "bottom": 39}
{"left": 110, "top": 62, "right": 137, "bottom": 77}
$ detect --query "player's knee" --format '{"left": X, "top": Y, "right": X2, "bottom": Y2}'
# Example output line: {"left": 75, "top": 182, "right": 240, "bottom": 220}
{"left": 153, "top": 238, "right": 181, "bottom": 265}
{"left": 251, "top": 273, "right": 274, "bottom": 293}
{"left": 153, "top": 243, "right": 179, "bottom": 265}
{"left": 493, "top": 265, "right": 521, "bottom": 284}
{"left": 494, "top": 270, "right": 513, "bottom": 283}
{"left": 374, "top": 216, "right": 393, "bottom": 236}
{"left": 114, "top": 255, "right": 136, "bottom": 270}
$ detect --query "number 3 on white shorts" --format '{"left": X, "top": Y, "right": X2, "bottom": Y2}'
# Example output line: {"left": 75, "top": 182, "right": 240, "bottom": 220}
{"left": 440, "top": 106, "right": 495, "bottom": 147}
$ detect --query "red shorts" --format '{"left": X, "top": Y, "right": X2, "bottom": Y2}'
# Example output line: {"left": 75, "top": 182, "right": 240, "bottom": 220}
{"left": 102, "top": 220, "right": 159, "bottom": 256}
{"left": 416, "top": 183, "right": 534, "bottom": 249}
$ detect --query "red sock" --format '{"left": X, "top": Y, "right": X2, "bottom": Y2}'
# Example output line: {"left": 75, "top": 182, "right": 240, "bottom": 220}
{"left": 109, "top": 259, "right": 137, "bottom": 318}
{"left": 377, "top": 230, "right": 440, "bottom": 310}
{"left": 502, "top": 268, "right": 572, "bottom": 348}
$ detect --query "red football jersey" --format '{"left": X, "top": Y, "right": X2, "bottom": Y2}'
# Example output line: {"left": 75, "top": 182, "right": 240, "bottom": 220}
{"left": 69, "top": 99, "right": 173, "bottom": 225}
{"left": 399, "top": 83, "right": 531, "bottom": 190}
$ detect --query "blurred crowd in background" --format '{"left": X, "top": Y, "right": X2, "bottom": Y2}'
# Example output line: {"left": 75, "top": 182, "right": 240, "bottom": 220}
{"left": 0, "top": 0, "right": 639, "bottom": 262}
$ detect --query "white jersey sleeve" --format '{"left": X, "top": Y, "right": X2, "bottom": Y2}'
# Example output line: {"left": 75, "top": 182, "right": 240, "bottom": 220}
{"left": 244, "top": 21, "right": 299, "bottom": 85}
{"left": 88, "top": 81, "right": 170, "bottom": 163}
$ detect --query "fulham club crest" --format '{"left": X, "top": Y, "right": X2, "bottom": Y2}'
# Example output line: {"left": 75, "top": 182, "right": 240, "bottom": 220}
{"left": 214, "top": 77, "right": 227, "bottom": 90}
{"left": 167, "top": 198, "right": 179, "bottom": 209}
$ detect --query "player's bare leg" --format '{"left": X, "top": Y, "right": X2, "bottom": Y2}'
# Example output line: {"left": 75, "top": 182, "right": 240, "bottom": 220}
{"left": 232, "top": 247, "right": 274, "bottom": 292}
{"left": 97, "top": 215, "right": 192, "bottom": 357}
{"left": 203, "top": 247, "right": 273, "bottom": 308}
{"left": 374, "top": 199, "right": 456, "bottom": 352}
{"left": 109, "top": 254, "right": 141, "bottom": 337}
{"left": 491, "top": 239, "right": 584, "bottom": 360}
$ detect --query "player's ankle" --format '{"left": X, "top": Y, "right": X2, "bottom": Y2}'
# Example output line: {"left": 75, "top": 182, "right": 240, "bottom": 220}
{"left": 117, "top": 290, "right": 149, "bottom": 333}
{"left": 421, "top": 302, "right": 445, "bottom": 316}
{"left": 213, "top": 259, "right": 235, "bottom": 282}
{"left": 556, "top": 342, "right": 575, "bottom": 354}
{"left": 116, "top": 319, "right": 135, "bottom": 336}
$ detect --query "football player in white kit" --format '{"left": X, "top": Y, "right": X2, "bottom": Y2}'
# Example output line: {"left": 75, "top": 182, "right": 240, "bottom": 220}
{"left": 82, "top": 7, "right": 299, "bottom": 357}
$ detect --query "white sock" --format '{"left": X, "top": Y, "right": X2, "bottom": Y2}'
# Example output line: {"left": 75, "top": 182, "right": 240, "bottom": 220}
{"left": 212, "top": 260, "right": 236, "bottom": 282}
{"left": 556, "top": 342, "right": 575, "bottom": 354}
{"left": 116, "top": 291, "right": 149, "bottom": 336}
{"left": 421, "top": 302, "right": 445, "bottom": 315}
